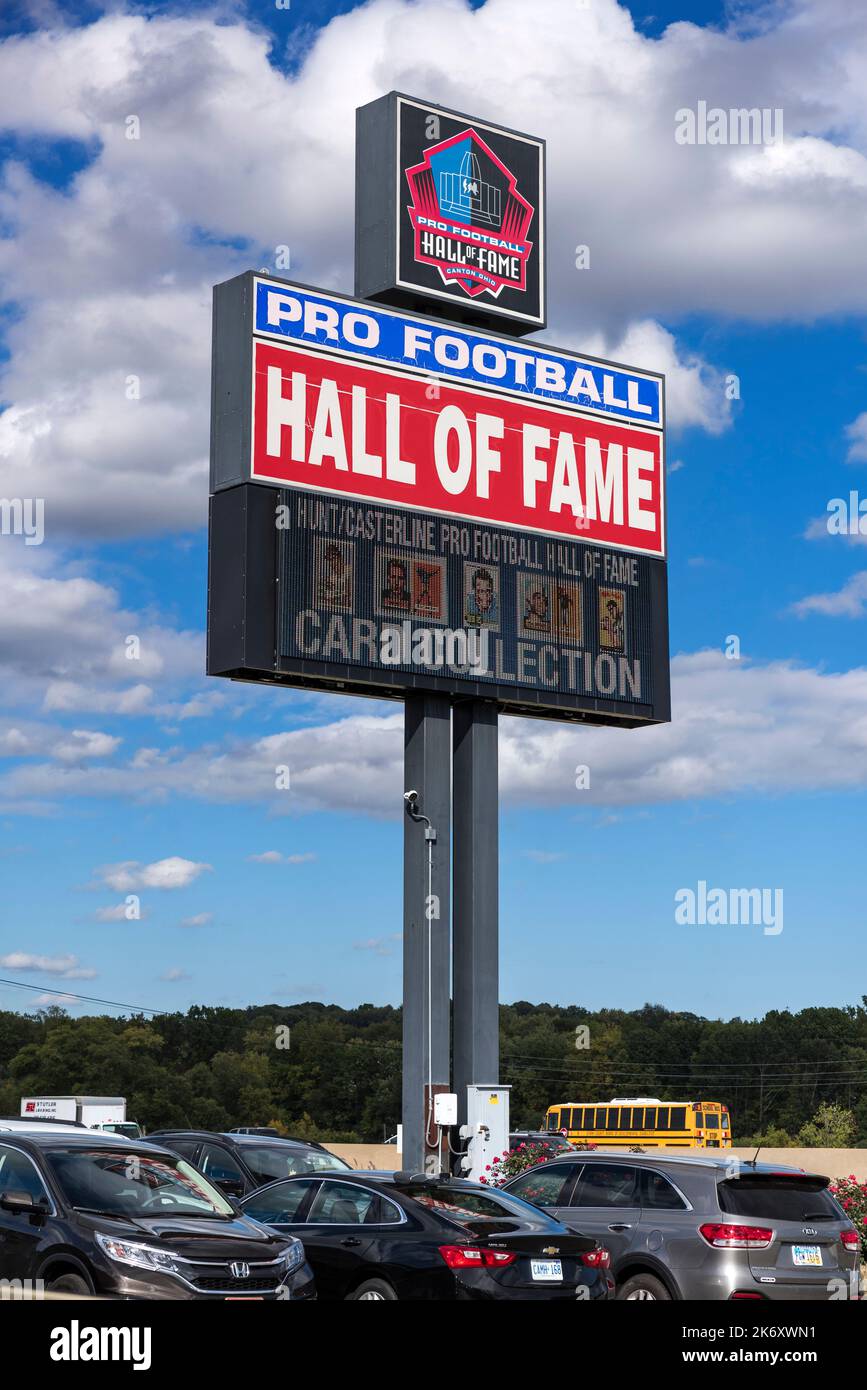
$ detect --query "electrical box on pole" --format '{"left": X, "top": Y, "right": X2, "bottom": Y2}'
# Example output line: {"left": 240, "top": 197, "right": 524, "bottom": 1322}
{"left": 458, "top": 1085, "right": 511, "bottom": 1182}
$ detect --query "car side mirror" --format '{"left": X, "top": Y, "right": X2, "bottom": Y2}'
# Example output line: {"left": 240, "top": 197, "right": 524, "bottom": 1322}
{"left": 0, "top": 1189, "right": 38, "bottom": 1214}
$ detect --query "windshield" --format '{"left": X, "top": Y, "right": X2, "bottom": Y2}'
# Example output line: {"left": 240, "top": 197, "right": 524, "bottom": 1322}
{"left": 243, "top": 1144, "right": 350, "bottom": 1183}
{"left": 394, "top": 1184, "right": 558, "bottom": 1232}
{"left": 47, "top": 1148, "right": 235, "bottom": 1218}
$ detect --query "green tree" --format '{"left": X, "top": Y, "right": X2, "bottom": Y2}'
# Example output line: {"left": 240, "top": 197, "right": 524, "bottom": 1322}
{"left": 797, "top": 1103, "right": 856, "bottom": 1148}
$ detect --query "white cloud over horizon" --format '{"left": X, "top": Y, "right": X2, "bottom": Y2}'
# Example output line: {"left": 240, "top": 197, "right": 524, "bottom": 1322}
{"left": 2, "top": 648, "right": 867, "bottom": 817}
{"left": 2, "top": 1, "right": 867, "bottom": 535}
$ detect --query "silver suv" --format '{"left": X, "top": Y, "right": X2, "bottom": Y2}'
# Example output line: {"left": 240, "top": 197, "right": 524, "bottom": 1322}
{"left": 502, "top": 1151, "right": 860, "bottom": 1300}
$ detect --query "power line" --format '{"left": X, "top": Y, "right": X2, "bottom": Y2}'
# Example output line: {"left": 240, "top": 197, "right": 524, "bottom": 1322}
{"left": 0, "top": 978, "right": 165, "bottom": 1017}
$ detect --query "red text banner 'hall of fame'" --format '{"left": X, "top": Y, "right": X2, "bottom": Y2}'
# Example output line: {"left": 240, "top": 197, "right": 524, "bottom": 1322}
{"left": 251, "top": 340, "right": 665, "bottom": 560}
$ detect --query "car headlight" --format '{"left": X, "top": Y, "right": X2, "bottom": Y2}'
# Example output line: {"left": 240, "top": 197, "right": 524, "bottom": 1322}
{"left": 95, "top": 1232, "right": 182, "bottom": 1276}
{"left": 278, "top": 1238, "right": 305, "bottom": 1276}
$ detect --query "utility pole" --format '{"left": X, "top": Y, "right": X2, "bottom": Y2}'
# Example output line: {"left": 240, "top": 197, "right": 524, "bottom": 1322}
{"left": 402, "top": 694, "right": 451, "bottom": 1173}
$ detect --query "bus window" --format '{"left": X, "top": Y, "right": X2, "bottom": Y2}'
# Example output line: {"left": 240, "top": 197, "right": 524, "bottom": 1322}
{"left": 721, "top": 1114, "right": 729, "bottom": 1129}
{"left": 670, "top": 1107, "right": 687, "bottom": 1130}
{"left": 644, "top": 1107, "right": 656, "bottom": 1128}
{"left": 565, "top": 1108, "right": 576, "bottom": 1130}
{"left": 579, "top": 1108, "right": 591, "bottom": 1130}
{"left": 631, "top": 1107, "right": 644, "bottom": 1130}
{"left": 546, "top": 1111, "right": 558, "bottom": 1131}
{"left": 695, "top": 1111, "right": 704, "bottom": 1127}
{"left": 619, "top": 1107, "right": 632, "bottom": 1129}
{"left": 657, "top": 1107, "right": 669, "bottom": 1130}
{"left": 606, "top": 1108, "right": 618, "bottom": 1130}
{"left": 706, "top": 1114, "right": 719, "bottom": 1128}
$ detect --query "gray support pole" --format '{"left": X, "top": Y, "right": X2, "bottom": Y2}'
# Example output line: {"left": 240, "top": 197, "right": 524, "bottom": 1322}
{"left": 452, "top": 700, "right": 499, "bottom": 1131}
{"left": 402, "top": 693, "right": 451, "bottom": 1173}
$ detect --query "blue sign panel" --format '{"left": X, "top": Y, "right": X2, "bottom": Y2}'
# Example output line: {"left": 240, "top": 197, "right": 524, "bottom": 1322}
{"left": 252, "top": 278, "right": 663, "bottom": 430}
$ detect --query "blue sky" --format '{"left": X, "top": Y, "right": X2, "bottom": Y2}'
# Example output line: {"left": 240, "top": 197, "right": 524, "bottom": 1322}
{"left": 1, "top": 0, "right": 866, "bottom": 1022}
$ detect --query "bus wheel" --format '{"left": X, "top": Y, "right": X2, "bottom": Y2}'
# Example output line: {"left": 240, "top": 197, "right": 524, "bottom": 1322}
{"left": 618, "top": 1273, "right": 671, "bottom": 1301}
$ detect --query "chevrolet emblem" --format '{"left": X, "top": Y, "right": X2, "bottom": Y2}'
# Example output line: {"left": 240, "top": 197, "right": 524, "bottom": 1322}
{"left": 542, "top": 1247, "right": 559, "bottom": 1256}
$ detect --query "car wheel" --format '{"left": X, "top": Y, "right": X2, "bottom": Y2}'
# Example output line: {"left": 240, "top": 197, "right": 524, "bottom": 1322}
{"left": 46, "top": 1273, "right": 92, "bottom": 1297}
{"left": 617, "top": 1272, "right": 671, "bottom": 1301}
{"left": 347, "top": 1278, "right": 398, "bottom": 1301}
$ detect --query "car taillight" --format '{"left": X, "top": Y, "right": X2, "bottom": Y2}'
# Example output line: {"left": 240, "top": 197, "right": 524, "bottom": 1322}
{"left": 580, "top": 1247, "right": 611, "bottom": 1269}
{"left": 841, "top": 1230, "right": 860, "bottom": 1251}
{"left": 730, "top": 1291, "right": 765, "bottom": 1299}
{"left": 699, "top": 1223, "right": 773, "bottom": 1249}
{"left": 438, "top": 1245, "right": 517, "bottom": 1269}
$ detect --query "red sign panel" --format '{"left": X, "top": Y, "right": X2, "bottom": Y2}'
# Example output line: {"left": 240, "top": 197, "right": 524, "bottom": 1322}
{"left": 251, "top": 341, "right": 664, "bottom": 558}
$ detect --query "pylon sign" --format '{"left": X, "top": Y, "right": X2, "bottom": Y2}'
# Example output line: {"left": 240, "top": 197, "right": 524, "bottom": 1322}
{"left": 356, "top": 93, "right": 545, "bottom": 333}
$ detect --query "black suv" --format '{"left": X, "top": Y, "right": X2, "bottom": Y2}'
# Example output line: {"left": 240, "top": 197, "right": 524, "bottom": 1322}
{"left": 148, "top": 1129, "right": 350, "bottom": 1197}
{"left": 0, "top": 1129, "right": 315, "bottom": 1299}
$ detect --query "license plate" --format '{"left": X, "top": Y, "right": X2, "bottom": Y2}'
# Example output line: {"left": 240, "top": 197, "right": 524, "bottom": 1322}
{"left": 531, "top": 1259, "right": 563, "bottom": 1282}
{"left": 792, "top": 1245, "right": 822, "bottom": 1266}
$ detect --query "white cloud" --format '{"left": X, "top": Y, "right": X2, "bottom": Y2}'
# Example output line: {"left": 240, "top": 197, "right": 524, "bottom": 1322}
{"left": 93, "top": 901, "right": 142, "bottom": 923}
{"left": 804, "top": 513, "right": 867, "bottom": 545}
{"left": 179, "top": 912, "right": 212, "bottom": 928}
{"left": 52, "top": 729, "right": 122, "bottom": 762}
{"left": 0, "top": 951, "right": 96, "bottom": 979}
{"left": 247, "top": 850, "right": 317, "bottom": 864}
{"left": 846, "top": 412, "right": 867, "bottom": 463}
{"left": 96, "top": 856, "right": 211, "bottom": 890}
{"left": 3, "top": 0, "right": 867, "bottom": 533}
{"left": 0, "top": 548, "right": 203, "bottom": 715}
{"left": 159, "top": 967, "right": 191, "bottom": 982}
{"left": 791, "top": 571, "right": 867, "bottom": 617}
{"left": 353, "top": 936, "right": 399, "bottom": 957}
{"left": 5, "top": 650, "right": 867, "bottom": 815}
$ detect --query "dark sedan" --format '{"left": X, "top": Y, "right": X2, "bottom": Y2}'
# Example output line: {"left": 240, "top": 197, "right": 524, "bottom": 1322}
{"left": 241, "top": 1170, "right": 613, "bottom": 1300}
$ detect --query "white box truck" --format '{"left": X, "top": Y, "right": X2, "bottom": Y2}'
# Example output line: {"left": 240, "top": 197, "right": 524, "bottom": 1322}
{"left": 19, "top": 1096, "right": 141, "bottom": 1138}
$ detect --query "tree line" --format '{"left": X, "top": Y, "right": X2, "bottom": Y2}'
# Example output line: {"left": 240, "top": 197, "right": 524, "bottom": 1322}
{"left": 1, "top": 999, "right": 866, "bottom": 1145}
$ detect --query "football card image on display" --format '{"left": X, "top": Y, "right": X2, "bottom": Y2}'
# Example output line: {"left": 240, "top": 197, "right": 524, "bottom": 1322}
{"left": 410, "top": 556, "right": 447, "bottom": 620}
{"left": 553, "top": 581, "right": 582, "bottom": 645}
{"left": 375, "top": 551, "right": 447, "bottom": 622}
{"left": 517, "top": 572, "right": 553, "bottom": 638}
{"left": 463, "top": 563, "right": 501, "bottom": 631}
{"left": 313, "top": 538, "right": 355, "bottom": 611}
{"left": 600, "top": 587, "right": 625, "bottom": 652}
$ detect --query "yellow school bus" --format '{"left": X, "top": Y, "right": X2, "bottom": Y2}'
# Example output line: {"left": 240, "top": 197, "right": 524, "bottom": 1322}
{"left": 544, "top": 1097, "right": 732, "bottom": 1148}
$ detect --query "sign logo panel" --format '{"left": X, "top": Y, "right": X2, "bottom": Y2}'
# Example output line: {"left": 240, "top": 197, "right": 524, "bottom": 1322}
{"left": 405, "top": 127, "right": 535, "bottom": 300}
{"left": 395, "top": 97, "right": 544, "bottom": 327}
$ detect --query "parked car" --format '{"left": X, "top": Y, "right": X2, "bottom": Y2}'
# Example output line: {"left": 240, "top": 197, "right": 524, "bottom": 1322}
{"left": 240, "top": 1169, "right": 614, "bottom": 1300}
{"left": 502, "top": 1151, "right": 860, "bottom": 1300}
{"left": 1, "top": 1117, "right": 87, "bottom": 1133}
{"left": 509, "top": 1131, "right": 575, "bottom": 1155}
{"left": 148, "top": 1129, "right": 350, "bottom": 1196}
{"left": 0, "top": 1129, "right": 314, "bottom": 1299}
